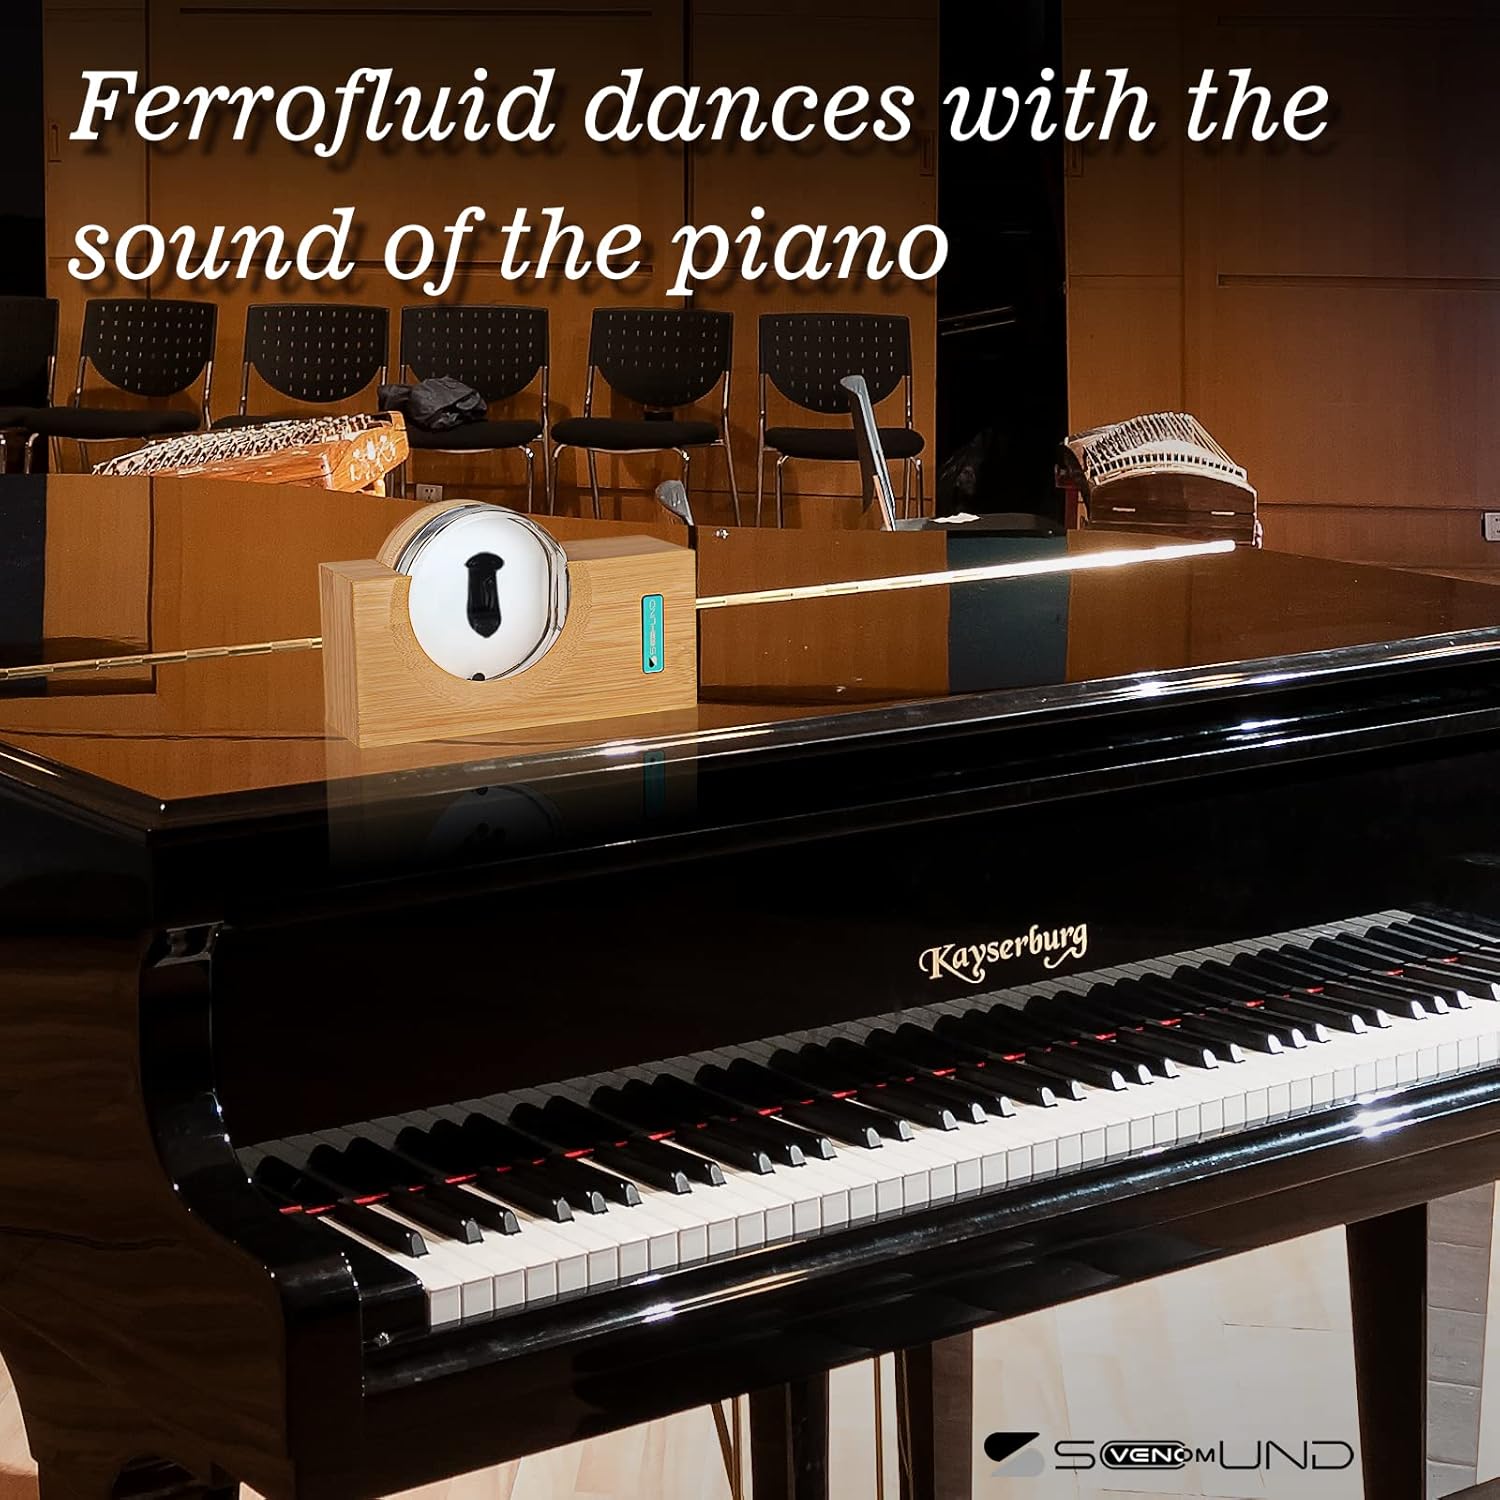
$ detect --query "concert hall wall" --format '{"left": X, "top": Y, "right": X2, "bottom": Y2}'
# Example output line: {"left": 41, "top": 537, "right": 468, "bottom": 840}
{"left": 1066, "top": 0, "right": 1500, "bottom": 577}
{"left": 39, "top": 0, "right": 938, "bottom": 525}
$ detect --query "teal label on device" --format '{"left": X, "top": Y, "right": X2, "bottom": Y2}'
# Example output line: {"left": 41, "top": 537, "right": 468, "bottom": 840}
{"left": 641, "top": 594, "right": 665, "bottom": 674}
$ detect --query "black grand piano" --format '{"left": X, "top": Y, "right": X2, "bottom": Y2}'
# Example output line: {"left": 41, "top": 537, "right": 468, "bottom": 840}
{"left": 3, "top": 472, "right": 1500, "bottom": 1498}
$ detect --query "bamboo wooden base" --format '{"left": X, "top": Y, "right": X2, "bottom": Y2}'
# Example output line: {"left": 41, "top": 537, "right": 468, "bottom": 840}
{"left": 320, "top": 532, "right": 697, "bottom": 748}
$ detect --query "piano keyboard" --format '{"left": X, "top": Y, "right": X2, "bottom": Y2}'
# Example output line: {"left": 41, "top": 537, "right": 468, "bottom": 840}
{"left": 243, "top": 905, "right": 1500, "bottom": 1339}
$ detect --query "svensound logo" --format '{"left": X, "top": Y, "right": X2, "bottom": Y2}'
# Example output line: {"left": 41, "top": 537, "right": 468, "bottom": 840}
{"left": 982, "top": 1431, "right": 1354, "bottom": 1480}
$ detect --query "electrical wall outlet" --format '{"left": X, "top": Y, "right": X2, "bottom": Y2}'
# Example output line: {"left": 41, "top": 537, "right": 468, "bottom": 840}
{"left": 415, "top": 483, "right": 444, "bottom": 503}
{"left": 1485, "top": 512, "right": 1500, "bottom": 544}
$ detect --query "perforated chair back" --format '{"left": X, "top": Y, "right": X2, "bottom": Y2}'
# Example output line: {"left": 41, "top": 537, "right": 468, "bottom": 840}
{"left": 400, "top": 305, "right": 547, "bottom": 403}
{"left": 588, "top": 308, "right": 732, "bottom": 409}
{"left": 760, "top": 313, "right": 912, "bottom": 414}
{"left": 0, "top": 298, "right": 58, "bottom": 406}
{"left": 242, "top": 304, "right": 389, "bottom": 406}
{"left": 80, "top": 299, "right": 216, "bottom": 399}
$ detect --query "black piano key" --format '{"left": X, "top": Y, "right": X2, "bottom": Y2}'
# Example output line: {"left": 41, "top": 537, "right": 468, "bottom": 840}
{"left": 1297, "top": 938, "right": 1464, "bottom": 1010}
{"left": 523, "top": 1098, "right": 725, "bottom": 1187}
{"left": 1150, "top": 968, "right": 1308, "bottom": 1049}
{"left": 503, "top": 1109, "right": 646, "bottom": 1205}
{"left": 890, "top": 1022, "right": 1063, "bottom": 1105}
{"left": 926, "top": 1019, "right": 1080, "bottom": 1101}
{"left": 1315, "top": 978, "right": 1433, "bottom": 1022}
{"left": 765, "top": 1046, "right": 931, "bottom": 1133}
{"left": 394, "top": 1123, "right": 573, "bottom": 1223}
{"left": 256, "top": 1156, "right": 433, "bottom": 1259}
{"left": 652, "top": 1139, "right": 731, "bottom": 1186}
{"left": 1412, "top": 906, "right": 1500, "bottom": 945}
{"left": 1040, "top": 990, "right": 1201, "bottom": 1072}
{"left": 1095, "top": 982, "right": 1250, "bottom": 1062}
{"left": 858, "top": 1027, "right": 1029, "bottom": 1113}
{"left": 1146, "top": 1004, "right": 1286, "bottom": 1057}
{"left": 679, "top": 1121, "right": 777, "bottom": 1174}
{"left": 1314, "top": 936, "right": 1476, "bottom": 1008}
{"left": 640, "top": 1076, "right": 811, "bottom": 1166}
{"left": 394, "top": 1121, "right": 479, "bottom": 1176}
{"left": 475, "top": 1165, "right": 576, "bottom": 1223}
{"left": 703, "top": 1060, "right": 888, "bottom": 1146}
{"left": 826, "top": 1038, "right": 991, "bottom": 1122}
{"left": 461, "top": 1112, "right": 553, "bottom": 1166}
{"left": 1252, "top": 943, "right": 1447, "bottom": 1014}
{"left": 307, "top": 1144, "right": 483, "bottom": 1245}
{"left": 344, "top": 1138, "right": 501, "bottom": 1230}
{"left": 1399, "top": 912, "right": 1500, "bottom": 957}
{"left": 1343, "top": 925, "right": 1482, "bottom": 968}
{"left": 861, "top": 1024, "right": 1031, "bottom": 1106}
{"left": 592, "top": 1141, "right": 692, "bottom": 1195}
{"left": 1258, "top": 989, "right": 1369, "bottom": 1035}
{"left": 1400, "top": 958, "right": 1500, "bottom": 1000}
{"left": 948, "top": 1011, "right": 1130, "bottom": 1090}
{"left": 782, "top": 1100, "right": 884, "bottom": 1149}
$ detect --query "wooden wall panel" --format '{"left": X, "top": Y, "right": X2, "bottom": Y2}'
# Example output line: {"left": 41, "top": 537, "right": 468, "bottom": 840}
{"left": 1066, "top": 0, "right": 1500, "bottom": 574}
{"left": 689, "top": 0, "right": 939, "bottom": 527}
{"left": 43, "top": 0, "right": 939, "bottom": 528}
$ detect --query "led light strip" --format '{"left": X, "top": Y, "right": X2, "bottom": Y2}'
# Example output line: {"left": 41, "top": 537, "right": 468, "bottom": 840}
{"left": 692, "top": 538, "right": 1235, "bottom": 611}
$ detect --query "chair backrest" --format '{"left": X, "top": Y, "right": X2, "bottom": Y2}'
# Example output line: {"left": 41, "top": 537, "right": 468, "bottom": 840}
{"left": 80, "top": 298, "right": 217, "bottom": 399}
{"left": 843, "top": 375, "right": 898, "bottom": 530}
{"left": 400, "top": 305, "right": 548, "bottom": 403}
{"left": 242, "top": 303, "right": 389, "bottom": 407}
{"left": 0, "top": 298, "right": 58, "bottom": 406}
{"left": 588, "top": 308, "right": 732, "bottom": 409}
{"left": 760, "top": 313, "right": 912, "bottom": 415}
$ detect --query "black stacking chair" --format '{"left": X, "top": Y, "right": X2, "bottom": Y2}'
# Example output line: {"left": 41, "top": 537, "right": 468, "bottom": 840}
{"left": 758, "top": 313, "right": 925, "bottom": 527}
{"left": 0, "top": 297, "right": 57, "bottom": 473}
{"left": 551, "top": 307, "right": 739, "bottom": 522}
{"left": 216, "top": 304, "right": 389, "bottom": 428}
{"left": 28, "top": 299, "right": 215, "bottom": 471}
{"left": 397, "top": 305, "right": 550, "bottom": 511}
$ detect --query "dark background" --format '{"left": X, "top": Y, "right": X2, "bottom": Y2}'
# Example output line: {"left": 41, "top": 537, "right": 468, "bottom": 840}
{"left": 0, "top": 0, "right": 45, "bottom": 299}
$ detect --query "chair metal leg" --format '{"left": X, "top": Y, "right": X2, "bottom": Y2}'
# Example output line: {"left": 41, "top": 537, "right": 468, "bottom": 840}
{"left": 586, "top": 450, "right": 602, "bottom": 520}
{"left": 522, "top": 444, "right": 535, "bottom": 512}
{"left": 914, "top": 458, "right": 925, "bottom": 518}
{"left": 776, "top": 454, "right": 790, "bottom": 529}
{"left": 901, "top": 458, "right": 912, "bottom": 521}
{"left": 24, "top": 432, "right": 41, "bottom": 474}
{"left": 722, "top": 440, "right": 742, "bottom": 527}
{"left": 676, "top": 448, "right": 692, "bottom": 512}
{"left": 550, "top": 444, "right": 568, "bottom": 516}
{"left": 756, "top": 439, "right": 767, "bottom": 527}
{"left": 542, "top": 438, "right": 555, "bottom": 514}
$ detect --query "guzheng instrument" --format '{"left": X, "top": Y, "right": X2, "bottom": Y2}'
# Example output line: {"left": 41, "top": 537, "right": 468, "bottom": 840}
{"left": 0, "top": 474, "right": 1498, "bottom": 1499}
{"left": 92, "top": 411, "right": 409, "bottom": 493}
{"left": 1059, "top": 411, "right": 1262, "bottom": 546}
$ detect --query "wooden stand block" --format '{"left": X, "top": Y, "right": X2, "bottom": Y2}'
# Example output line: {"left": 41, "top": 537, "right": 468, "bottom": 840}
{"left": 320, "top": 533, "right": 697, "bottom": 748}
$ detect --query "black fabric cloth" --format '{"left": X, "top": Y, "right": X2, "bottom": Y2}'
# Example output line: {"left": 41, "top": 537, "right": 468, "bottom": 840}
{"left": 29, "top": 406, "right": 198, "bottom": 439}
{"left": 405, "top": 418, "right": 542, "bottom": 451}
{"left": 379, "top": 377, "right": 487, "bottom": 432}
{"left": 212, "top": 412, "right": 306, "bottom": 430}
{"left": 765, "top": 425, "right": 925, "bottom": 462}
{"left": 551, "top": 416, "right": 718, "bottom": 451}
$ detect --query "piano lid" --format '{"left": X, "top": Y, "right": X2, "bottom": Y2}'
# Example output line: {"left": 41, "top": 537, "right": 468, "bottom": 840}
{"left": 1, "top": 472, "right": 1499, "bottom": 823}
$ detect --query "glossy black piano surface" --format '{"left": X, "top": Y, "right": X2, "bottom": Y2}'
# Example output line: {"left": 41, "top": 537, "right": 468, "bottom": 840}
{"left": 5, "top": 472, "right": 1500, "bottom": 1498}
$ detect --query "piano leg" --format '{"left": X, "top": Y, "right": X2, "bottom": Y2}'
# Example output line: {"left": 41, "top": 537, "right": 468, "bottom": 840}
{"left": 895, "top": 1336, "right": 973, "bottom": 1500}
{"left": 1, "top": 1318, "right": 239, "bottom": 1500}
{"left": 1347, "top": 1204, "right": 1428, "bottom": 1500}
{"left": 749, "top": 1374, "right": 830, "bottom": 1500}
